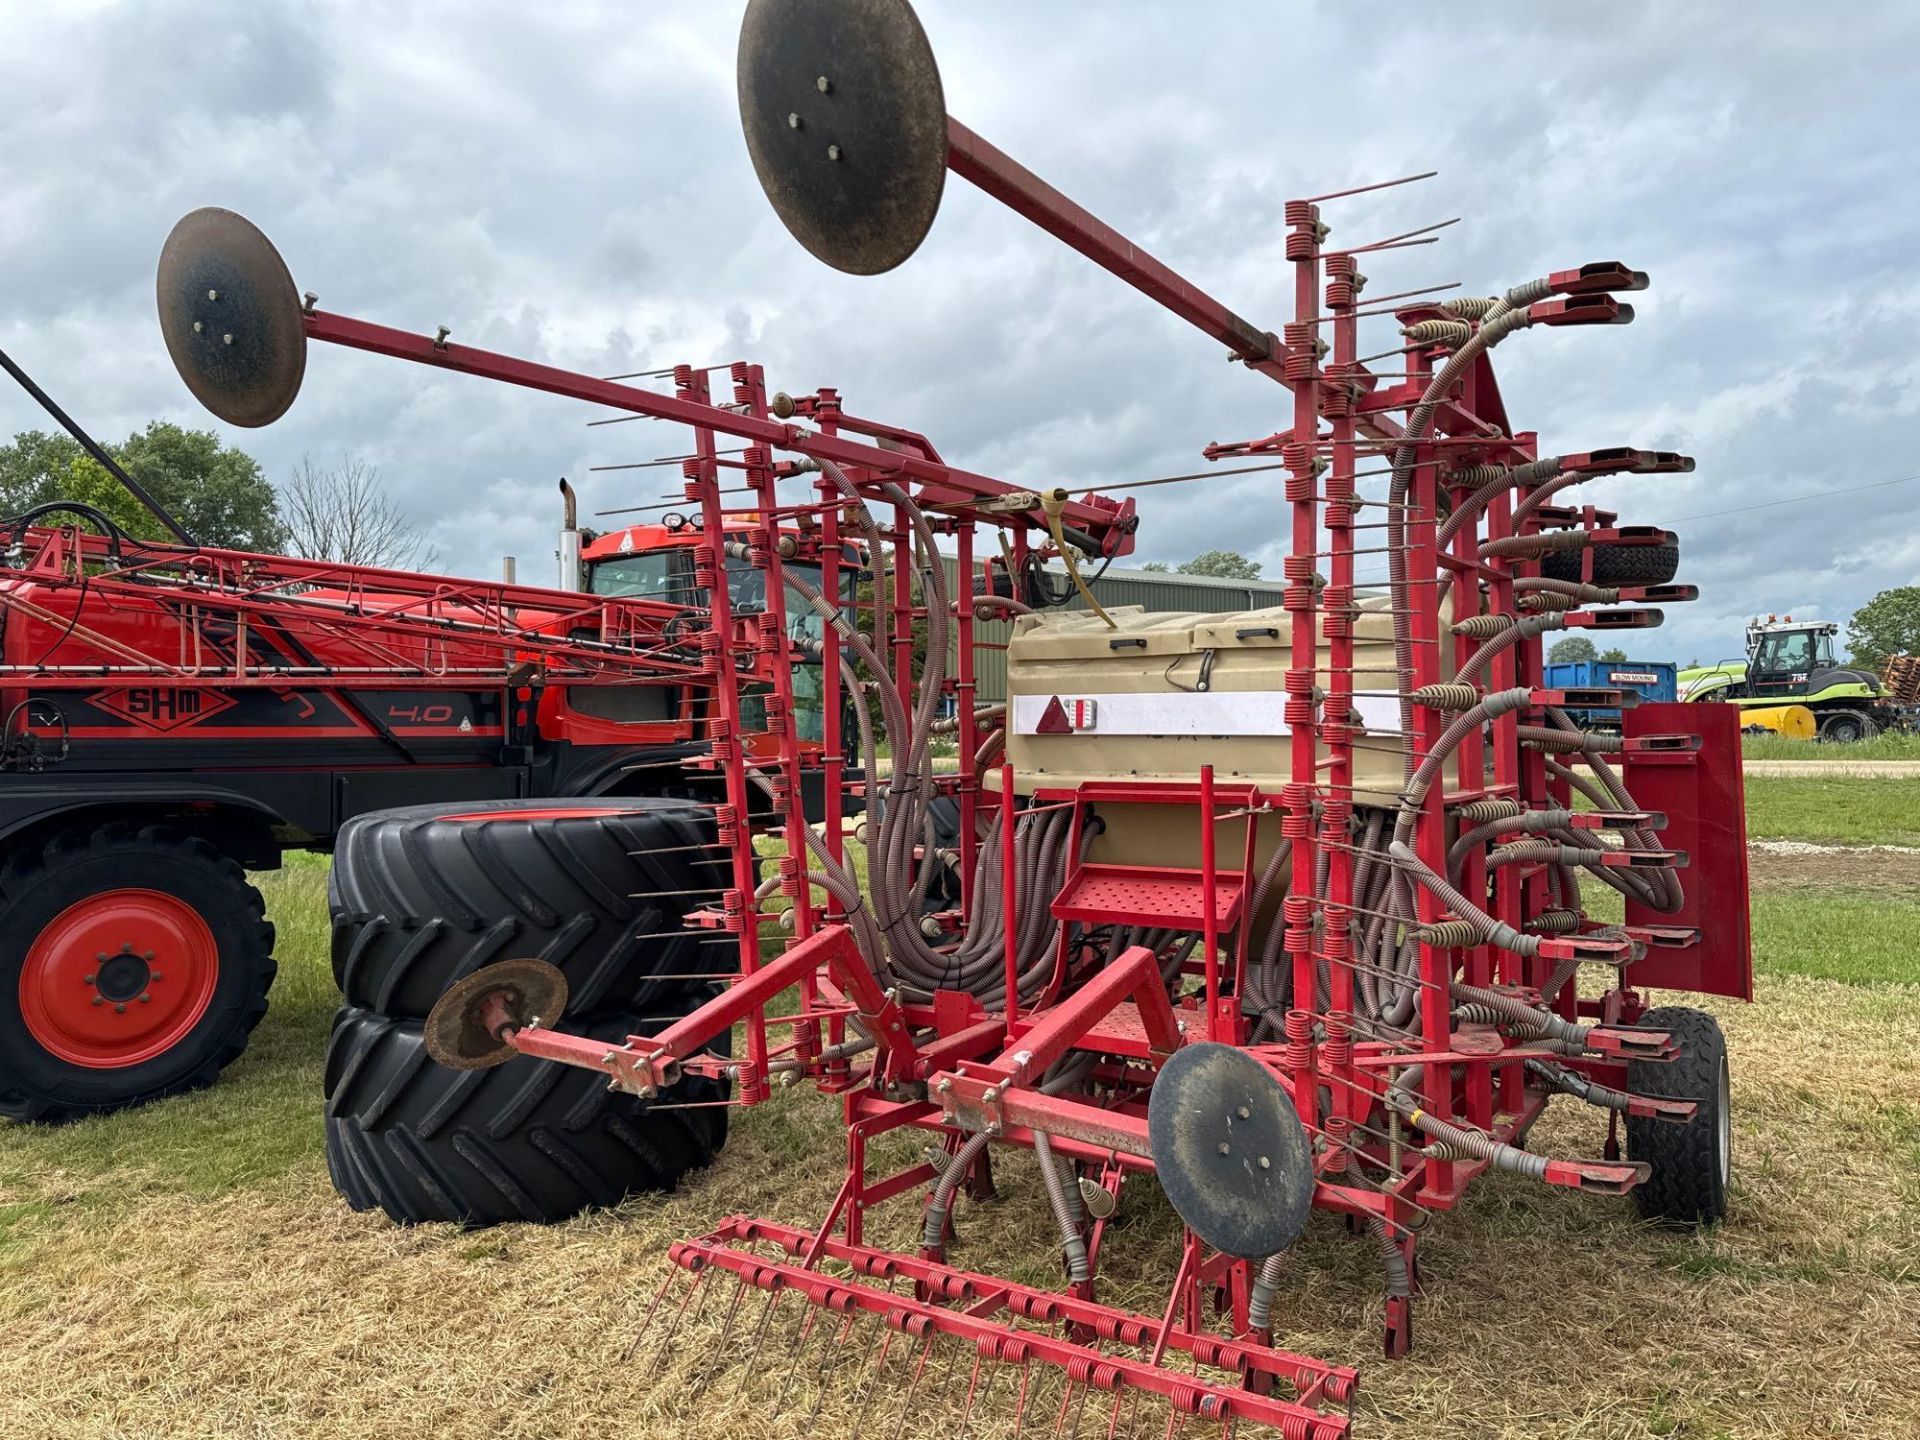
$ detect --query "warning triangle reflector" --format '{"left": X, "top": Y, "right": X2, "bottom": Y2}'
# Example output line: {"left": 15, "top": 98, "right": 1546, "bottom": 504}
{"left": 1036, "top": 695, "right": 1072, "bottom": 734}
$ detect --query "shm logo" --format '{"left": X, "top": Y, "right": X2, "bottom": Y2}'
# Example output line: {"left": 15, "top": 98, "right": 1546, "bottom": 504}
{"left": 88, "top": 688, "right": 238, "bottom": 733}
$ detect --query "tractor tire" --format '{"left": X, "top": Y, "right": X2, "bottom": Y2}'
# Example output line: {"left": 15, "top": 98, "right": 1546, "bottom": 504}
{"left": 330, "top": 798, "right": 719, "bottom": 1021}
{"left": 1626, "top": 1006, "right": 1730, "bottom": 1226}
{"left": 1817, "top": 710, "right": 1873, "bottom": 744}
{"left": 324, "top": 992, "right": 729, "bottom": 1227}
{"left": 1541, "top": 539, "right": 1680, "bottom": 588}
{"left": 0, "top": 824, "right": 275, "bottom": 1123}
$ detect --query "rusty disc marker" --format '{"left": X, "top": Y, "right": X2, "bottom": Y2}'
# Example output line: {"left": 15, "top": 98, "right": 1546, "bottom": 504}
{"left": 423, "top": 958, "right": 570, "bottom": 1071}
{"left": 156, "top": 207, "right": 306, "bottom": 427}
{"left": 737, "top": 0, "right": 947, "bottom": 275}
{"left": 1147, "top": 1042, "right": 1315, "bottom": 1260}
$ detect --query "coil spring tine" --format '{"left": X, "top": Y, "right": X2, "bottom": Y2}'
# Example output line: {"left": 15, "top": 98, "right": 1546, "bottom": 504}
{"left": 1069, "top": 1373, "right": 1096, "bottom": 1440}
{"left": 847, "top": 1319, "right": 899, "bottom": 1440}
{"left": 1010, "top": 1358, "right": 1035, "bottom": 1439}
{"left": 935, "top": 1333, "right": 969, "bottom": 1412}
{"left": 644, "top": 1266, "right": 705, "bottom": 1368}
{"left": 1051, "top": 1378, "right": 1078, "bottom": 1440}
{"left": 770, "top": 1302, "right": 821, "bottom": 1415}
{"left": 739, "top": 1284, "right": 783, "bottom": 1386}
{"left": 956, "top": 1347, "right": 987, "bottom": 1433}
{"left": 888, "top": 1333, "right": 941, "bottom": 1440}
{"left": 1103, "top": 1385, "right": 1127, "bottom": 1440}
{"left": 619, "top": 1263, "right": 681, "bottom": 1364}
{"left": 695, "top": 1273, "right": 750, "bottom": 1385}
{"left": 807, "top": 1309, "right": 876, "bottom": 1426}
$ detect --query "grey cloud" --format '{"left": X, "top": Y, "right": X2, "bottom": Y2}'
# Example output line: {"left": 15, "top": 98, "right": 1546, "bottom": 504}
{"left": 2, "top": 2, "right": 1917, "bottom": 663}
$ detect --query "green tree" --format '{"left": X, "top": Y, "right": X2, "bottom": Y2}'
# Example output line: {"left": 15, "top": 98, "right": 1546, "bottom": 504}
{"left": 1846, "top": 586, "right": 1920, "bottom": 668}
{"left": 1138, "top": 560, "right": 1170, "bottom": 573}
{"left": 1177, "top": 549, "right": 1261, "bottom": 580}
{"left": 1598, "top": 646, "right": 1628, "bottom": 663}
{"left": 1547, "top": 635, "right": 1598, "bottom": 664}
{"left": 0, "top": 422, "right": 286, "bottom": 552}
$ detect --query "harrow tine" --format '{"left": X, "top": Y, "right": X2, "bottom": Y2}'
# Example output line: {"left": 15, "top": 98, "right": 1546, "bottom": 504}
{"left": 694, "top": 1272, "right": 750, "bottom": 1385}
{"left": 934, "top": 1333, "right": 968, "bottom": 1412}
{"left": 846, "top": 1317, "right": 899, "bottom": 1440}
{"left": 1011, "top": 1357, "right": 1035, "bottom": 1439}
{"left": 807, "top": 1309, "right": 875, "bottom": 1426}
{"left": 740, "top": 1283, "right": 784, "bottom": 1382}
{"left": 1052, "top": 1378, "right": 1079, "bottom": 1439}
{"left": 1102, "top": 1386, "right": 1126, "bottom": 1440}
{"left": 641, "top": 1264, "right": 705, "bottom": 1368}
{"left": 886, "top": 1331, "right": 940, "bottom": 1440}
{"left": 770, "top": 1300, "right": 821, "bottom": 1415}
{"left": 1068, "top": 1374, "right": 1096, "bottom": 1440}
{"left": 619, "top": 1262, "right": 680, "bottom": 1364}
{"left": 958, "top": 1346, "right": 993, "bottom": 1435}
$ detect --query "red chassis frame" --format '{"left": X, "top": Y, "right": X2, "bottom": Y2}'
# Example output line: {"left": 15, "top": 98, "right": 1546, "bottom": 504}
{"left": 308, "top": 135, "right": 1746, "bottom": 1433}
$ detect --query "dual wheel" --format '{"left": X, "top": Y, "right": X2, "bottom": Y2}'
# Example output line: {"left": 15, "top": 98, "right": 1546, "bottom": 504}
{"left": 324, "top": 798, "right": 733, "bottom": 1226}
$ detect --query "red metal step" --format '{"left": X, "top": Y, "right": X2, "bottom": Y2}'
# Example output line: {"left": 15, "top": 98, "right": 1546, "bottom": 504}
{"left": 1051, "top": 863, "right": 1245, "bottom": 931}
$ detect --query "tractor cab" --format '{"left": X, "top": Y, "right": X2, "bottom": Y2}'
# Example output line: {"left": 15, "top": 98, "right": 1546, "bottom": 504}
{"left": 1744, "top": 617, "right": 1842, "bottom": 699}
{"left": 581, "top": 516, "right": 859, "bottom": 744}
{"left": 1680, "top": 614, "right": 1901, "bottom": 741}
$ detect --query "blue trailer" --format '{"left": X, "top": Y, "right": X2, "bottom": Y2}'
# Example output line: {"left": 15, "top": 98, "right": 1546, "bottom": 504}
{"left": 1543, "top": 659, "right": 1677, "bottom": 730}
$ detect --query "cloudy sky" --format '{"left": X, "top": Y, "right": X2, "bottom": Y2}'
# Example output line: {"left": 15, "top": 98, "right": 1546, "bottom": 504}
{"left": 3, "top": 1, "right": 1917, "bottom": 663}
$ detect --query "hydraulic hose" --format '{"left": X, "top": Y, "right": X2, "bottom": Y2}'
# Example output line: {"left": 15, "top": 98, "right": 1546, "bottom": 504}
{"left": 1033, "top": 1131, "right": 1091, "bottom": 1283}
{"left": 922, "top": 1130, "right": 993, "bottom": 1250}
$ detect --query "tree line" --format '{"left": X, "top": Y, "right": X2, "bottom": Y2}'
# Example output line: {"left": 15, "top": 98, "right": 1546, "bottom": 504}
{"left": 0, "top": 422, "right": 432, "bottom": 568}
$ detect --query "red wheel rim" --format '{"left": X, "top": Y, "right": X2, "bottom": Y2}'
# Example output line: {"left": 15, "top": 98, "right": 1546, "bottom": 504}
{"left": 18, "top": 889, "right": 220, "bottom": 1069}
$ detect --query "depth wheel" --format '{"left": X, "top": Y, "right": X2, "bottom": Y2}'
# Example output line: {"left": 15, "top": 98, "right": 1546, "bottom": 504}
{"left": 0, "top": 824, "right": 274, "bottom": 1122}
{"left": 1626, "top": 1006, "right": 1730, "bottom": 1226}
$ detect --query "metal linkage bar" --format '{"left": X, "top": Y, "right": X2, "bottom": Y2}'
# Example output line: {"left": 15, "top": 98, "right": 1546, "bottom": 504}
{"left": 302, "top": 309, "right": 1136, "bottom": 556}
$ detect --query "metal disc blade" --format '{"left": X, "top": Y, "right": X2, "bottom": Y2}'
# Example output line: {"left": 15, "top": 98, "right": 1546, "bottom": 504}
{"left": 1147, "top": 1043, "right": 1315, "bottom": 1260}
{"left": 155, "top": 207, "right": 306, "bottom": 427}
{"left": 737, "top": 0, "right": 947, "bottom": 275}
{"left": 423, "top": 958, "right": 570, "bottom": 1071}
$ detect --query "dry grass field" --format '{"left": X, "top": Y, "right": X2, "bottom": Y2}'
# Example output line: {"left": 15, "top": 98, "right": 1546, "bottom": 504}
{"left": 2, "top": 775, "right": 1917, "bottom": 1440}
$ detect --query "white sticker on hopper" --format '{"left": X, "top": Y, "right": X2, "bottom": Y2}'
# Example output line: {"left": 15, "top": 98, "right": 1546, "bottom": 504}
{"left": 1011, "top": 691, "right": 1401, "bottom": 737}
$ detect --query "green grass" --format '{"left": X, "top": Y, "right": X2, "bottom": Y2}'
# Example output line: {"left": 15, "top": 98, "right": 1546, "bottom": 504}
{"left": 1743, "top": 775, "right": 1920, "bottom": 846}
{"left": 1742, "top": 730, "right": 1920, "bottom": 761}
{"left": 1750, "top": 889, "right": 1920, "bottom": 986}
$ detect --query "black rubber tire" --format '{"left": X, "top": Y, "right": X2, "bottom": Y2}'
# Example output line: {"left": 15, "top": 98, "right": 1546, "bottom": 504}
{"left": 1818, "top": 710, "right": 1873, "bottom": 744}
{"left": 0, "top": 824, "right": 275, "bottom": 1123}
{"left": 1541, "top": 539, "right": 1680, "bottom": 587}
{"left": 324, "top": 991, "right": 729, "bottom": 1227}
{"left": 1626, "top": 1006, "right": 1730, "bottom": 1226}
{"left": 329, "top": 797, "right": 720, "bottom": 1020}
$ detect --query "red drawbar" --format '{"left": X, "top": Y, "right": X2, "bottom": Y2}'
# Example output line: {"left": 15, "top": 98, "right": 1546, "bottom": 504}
{"left": 18, "top": 889, "right": 220, "bottom": 1068}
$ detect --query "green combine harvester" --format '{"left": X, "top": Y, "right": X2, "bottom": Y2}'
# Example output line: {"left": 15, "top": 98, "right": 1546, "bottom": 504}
{"left": 1679, "top": 616, "right": 1906, "bottom": 742}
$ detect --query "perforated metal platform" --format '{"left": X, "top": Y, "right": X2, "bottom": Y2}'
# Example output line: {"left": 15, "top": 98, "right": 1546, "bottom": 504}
{"left": 1051, "top": 863, "right": 1246, "bottom": 930}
